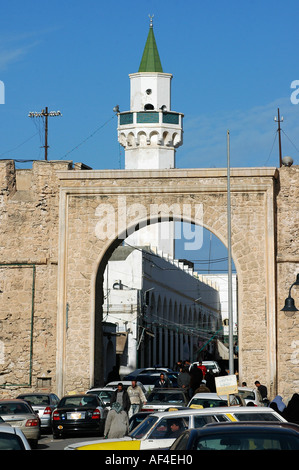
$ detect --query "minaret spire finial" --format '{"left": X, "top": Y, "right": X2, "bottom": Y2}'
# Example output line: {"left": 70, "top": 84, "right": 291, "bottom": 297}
{"left": 148, "top": 14, "right": 154, "bottom": 28}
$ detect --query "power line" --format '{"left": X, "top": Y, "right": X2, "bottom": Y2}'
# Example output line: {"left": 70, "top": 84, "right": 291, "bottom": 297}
{"left": 0, "top": 132, "right": 39, "bottom": 158}
{"left": 59, "top": 114, "right": 115, "bottom": 160}
{"left": 281, "top": 129, "right": 299, "bottom": 155}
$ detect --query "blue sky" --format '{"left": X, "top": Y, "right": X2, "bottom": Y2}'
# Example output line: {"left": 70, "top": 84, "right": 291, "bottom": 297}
{"left": 1, "top": 0, "right": 298, "bottom": 170}
{"left": 1, "top": 0, "right": 298, "bottom": 270}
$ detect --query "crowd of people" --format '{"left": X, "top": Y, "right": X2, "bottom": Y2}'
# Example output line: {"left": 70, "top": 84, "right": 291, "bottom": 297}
{"left": 103, "top": 361, "right": 299, "bottom": 439}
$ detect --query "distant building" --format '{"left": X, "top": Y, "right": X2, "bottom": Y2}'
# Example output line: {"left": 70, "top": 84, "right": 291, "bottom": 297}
{"left": 103, "top": 245, "right": 222, "bottom": 379}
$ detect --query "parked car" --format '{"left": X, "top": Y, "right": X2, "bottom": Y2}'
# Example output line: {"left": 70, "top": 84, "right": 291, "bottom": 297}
{"left": 170, "top": 421, "right": 299, "bottom": 450}
{"left": 141, "top": 389, "right": 188, "bottom": 412}
{"left": 86, "top": 387, "right": 115, "bottom": 409}
{"left": 125, "top": 373, "right": 177, "bottom": 392}
{"left": 105, "top": 381, "right": 148, "bottom": 397}
{"left": 0, "top": 399, "right": 41, "bottom": 448}
{"left": 190, "top": 361, "right": 221, "bottom": 375}
{"left": 237, "top": 387, "right": 264, "bottom": 406}
{"left": 52, "top": 394, "right": 107, "bottom": 439}
{"left": 188, "top": 392, "right": 245, "bottom": 408}
{"left": 64, "top": 405, "right": 286, "bottom": 450}
{"left": 123, "top": 367, "right": 174, "bottom": 379}
{"left": 17, "top": 392, "right": 60, "bottom": 432}
{"left": 0, "top": 424, "right": 32, "bottom": 450}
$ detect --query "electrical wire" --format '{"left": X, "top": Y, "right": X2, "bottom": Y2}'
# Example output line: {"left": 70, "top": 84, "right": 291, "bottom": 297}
{"left": 0, "top": 132, "right": 39, "bottom": 158}
{"left": 59, "top": 114, "right": 116, "bottom": 160}
{"left": 281, "top": 129, "right": 299, "bottom": 155}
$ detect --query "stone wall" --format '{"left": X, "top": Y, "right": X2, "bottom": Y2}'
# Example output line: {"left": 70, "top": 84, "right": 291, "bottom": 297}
{"left": 276, "top": 166, "right": 299, "bottom": 399}
{"left": 0, "top": 160, "right": 298, "bottom": 401}
{"left": 0, "top": 160, "right": 71, "bottom": 396}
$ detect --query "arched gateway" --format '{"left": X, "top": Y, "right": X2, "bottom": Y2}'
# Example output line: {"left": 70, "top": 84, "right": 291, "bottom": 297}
{"left": 56, "top": 165, "right": 278, "bottom": 397}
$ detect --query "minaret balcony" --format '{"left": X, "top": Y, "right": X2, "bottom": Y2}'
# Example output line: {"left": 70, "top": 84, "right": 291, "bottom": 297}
{"left": 118, "top": 110, "right": 183, "bottom": 127}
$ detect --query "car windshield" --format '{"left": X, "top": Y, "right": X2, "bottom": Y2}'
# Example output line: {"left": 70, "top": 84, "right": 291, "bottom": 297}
{"left": 195, "top": 432, "right": 299, "bottom": 450}
{"left": 58, "top": 396, "right": 98, "bottom": 408}
{"left": 0, "top": 432, "right": 26, "bottom": 450}
{"left": 87, "top": 390, "right": 113, "bottom": 405}
{"left": 18, "top": 395, "right": 50, "bottom": 406}
{"left": 190, "top": 398, "right": 227, "bottom": 408}
{"left": 147, "top": 391, "right": 185, "bottom": 404}
{"left": 0, "top": 402, "right": 31, "bottom": 415}
{"left": 129, "top": 416, "right": 159, "bottom": 438}
{"left": 238, "top": 390, "right": 255, "bottom": 400}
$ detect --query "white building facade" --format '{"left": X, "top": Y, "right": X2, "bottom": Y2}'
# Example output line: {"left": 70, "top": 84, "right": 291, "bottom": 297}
{"left": 103, "top": 246, "right": 222, "bottom": 378}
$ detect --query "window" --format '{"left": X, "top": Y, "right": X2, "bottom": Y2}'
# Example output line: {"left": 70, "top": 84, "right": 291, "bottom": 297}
{"left": 149, "top": 417, "right": 188, "bottom": 439}
{"left": 194, "top": 414, "right": 229, "bottom": 428}
{"left": 0, "top": 433, "right": 26, "bottom": 450}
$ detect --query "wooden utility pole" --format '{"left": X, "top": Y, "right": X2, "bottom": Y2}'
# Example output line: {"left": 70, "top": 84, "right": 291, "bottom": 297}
{"left": 274, "top": 108, "right": 283, "bottom": 167}
{"left": 28, "top": 107, "right": 62, "bottom": 160}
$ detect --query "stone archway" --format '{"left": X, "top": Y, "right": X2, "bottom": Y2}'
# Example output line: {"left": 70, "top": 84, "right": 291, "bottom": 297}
{"left": 55, "top": 167, "right": 278, "bottom": 397}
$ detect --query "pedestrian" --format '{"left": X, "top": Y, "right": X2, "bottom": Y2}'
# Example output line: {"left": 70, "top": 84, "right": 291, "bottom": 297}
{"left": 154, "top": 373, "right": 171, "bottom": 388}
{"left": 283, "top": 393, "right": 299, "bottom": 425}
{"left": 269, "top": 395, "right": 286, "bottom": 415}
{"left": 174, "top": 359, "right": 183, "bottom": 372}
{"left": 189, "top": 364, "right": 203, "bottom": 398}
{"left": 104, "top": 402, "right": 129, "bottom": 439}
{"left": 127, "top": 379, "right": 147, "bottom": 418}
{"left": 197, "top": 361, "right": 207, "bottom": 378}
{"left": 177, "top": 365, "right": 190, "bottom": 391}
{"left": 254, "top": 380, "right": 268, "bottom": 402}
{"left": 110, "top": 382, "right": 131, "bottom": 413}
{"left": 205, "top": 371, "right": 216, "bottom": 392}
{"left": 194, "top": 380, "right": 211, "bottom": 394}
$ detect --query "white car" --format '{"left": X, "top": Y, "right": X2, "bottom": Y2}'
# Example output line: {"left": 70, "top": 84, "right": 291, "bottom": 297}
{"left": 65, "top": 406, "right": 286, "bottom": 450}
{"left": 188, "top": 392, "right": 245, "bottom": 408}
{"left": 237, "top": 387, "right": 265, "bottom": 406}
{"left": 86, "top": 387, "right": 115, "bottom": 409}
{"left": 105, "top": 381, "right": 148, "bottom": 397}
{"left": 190, "top": 361, "right": 221, "bottom": 374}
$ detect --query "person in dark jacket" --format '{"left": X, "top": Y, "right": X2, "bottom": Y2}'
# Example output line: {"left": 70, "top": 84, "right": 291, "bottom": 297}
{"left": 283, "top": 393, "right": 299, "bottom": 425}
{"left": 110, "top": 383, "right": 130, "bottom": 413}
{"left": 154, "top": 373, "right": 171, "bottom": 388}
{"left": 177, "top": 366, "right": 190, "bottom": 391}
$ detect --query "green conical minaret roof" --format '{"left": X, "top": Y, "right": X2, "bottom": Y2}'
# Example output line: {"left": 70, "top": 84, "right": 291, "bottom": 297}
{"left": 138, "top": 19, "right": 163, "bottom": 73}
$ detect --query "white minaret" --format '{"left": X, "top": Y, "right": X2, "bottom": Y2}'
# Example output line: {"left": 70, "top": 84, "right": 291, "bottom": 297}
{"left": 118, "top": 17, "right": 184, "bottom": 256}
{"left": 117, "top": 16, "right": 183, "bottom": 170}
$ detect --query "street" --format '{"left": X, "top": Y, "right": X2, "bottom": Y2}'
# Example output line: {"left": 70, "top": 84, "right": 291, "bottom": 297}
{"left": 35, "top": 433, "right": 104, "bottom": 450}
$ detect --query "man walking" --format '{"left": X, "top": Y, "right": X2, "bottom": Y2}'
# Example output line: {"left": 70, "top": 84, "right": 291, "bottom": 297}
{"left": 127, "top": 379, "right": 147, "bottom": 418}
{"left": 110, "top": 382, "right": 131, "bottom": 413}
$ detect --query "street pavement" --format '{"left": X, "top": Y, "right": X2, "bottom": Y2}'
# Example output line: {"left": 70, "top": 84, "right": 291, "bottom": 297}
{"left": 35, "top": 433, "right": 104, "bottom": 450}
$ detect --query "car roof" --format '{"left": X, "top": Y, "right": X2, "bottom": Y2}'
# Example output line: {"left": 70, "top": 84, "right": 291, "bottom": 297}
{"left": 88, "top": 387, "right": 115, "bottom": 392}
{"left": 149, "top": 406, "right": 283, "bottom": 418}
{"left": 238, "top": 387, "right": 256, "bottom": 391}
{"left": 17, "top": 392, "right": 53, "bottom": 396}
{"left": 0, "top": 399, "right": 29, "bottom": 403}
{"left": 0, "top": 424, "right": 18, "bottom": 434}
{"left": 60, "top": 394, "right": 97, "bottom": 398}
{"left": 190, "top": 393, "right": 227, "bottom": 399}
{"left": 149, "top": 388, "right": 185, "bottom": 392}
{"left": 190, "top": 421, "right": 299, "bottom": 434}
